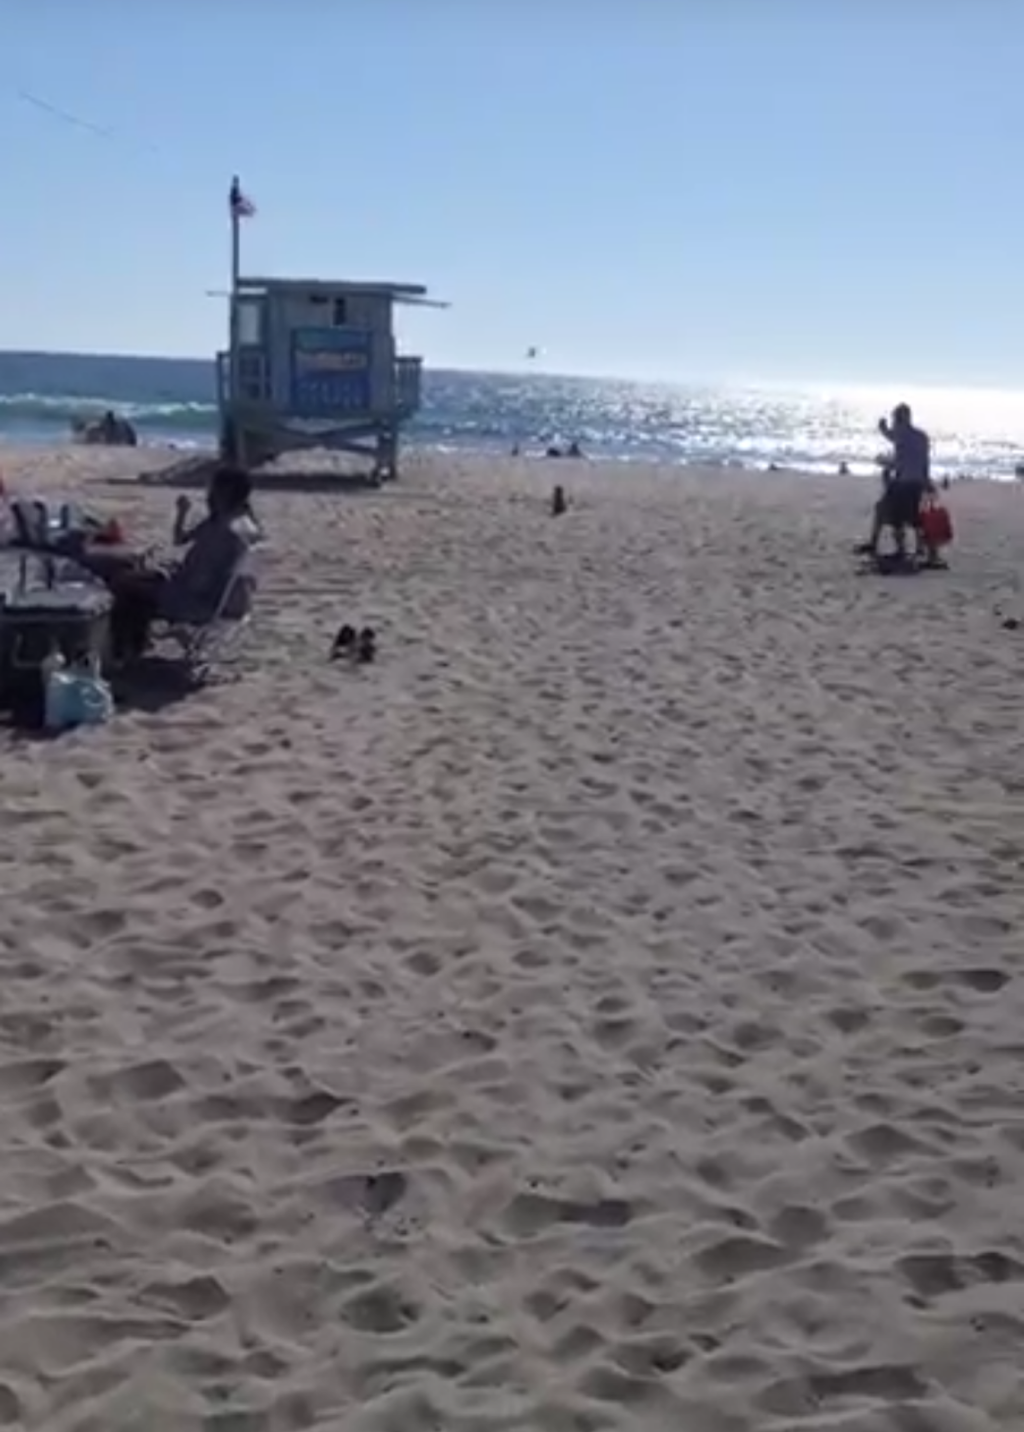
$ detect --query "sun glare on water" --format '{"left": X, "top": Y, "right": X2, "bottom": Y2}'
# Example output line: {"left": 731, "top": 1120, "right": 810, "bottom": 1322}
{"left": 800, "top": 381, "right": 1024, "bottom": 444}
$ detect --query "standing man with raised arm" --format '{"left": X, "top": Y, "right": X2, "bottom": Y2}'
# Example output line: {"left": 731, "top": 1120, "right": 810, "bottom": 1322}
{"left": 860, "top": 403, "right": 933, "bottom": 559}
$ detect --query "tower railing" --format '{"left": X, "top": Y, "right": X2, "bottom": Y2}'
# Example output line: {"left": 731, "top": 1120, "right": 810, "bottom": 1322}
{"left": 217, "top": 349, "right": 271, "bottom": 405}
{"left": 395, "top": 355, "right": 423, "bottom": 416}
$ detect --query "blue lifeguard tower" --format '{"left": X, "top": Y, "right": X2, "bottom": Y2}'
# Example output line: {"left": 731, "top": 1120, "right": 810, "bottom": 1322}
{"left": 216, "top": 274, "right": 439, "bottom": 480}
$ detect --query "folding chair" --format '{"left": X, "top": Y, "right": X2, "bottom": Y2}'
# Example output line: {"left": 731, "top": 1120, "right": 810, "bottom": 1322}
{"left": 153, "top": 548, "right": 259, "bottom": 686}
{"left": 9, "top": 499, "right": 49, "bottom": 550}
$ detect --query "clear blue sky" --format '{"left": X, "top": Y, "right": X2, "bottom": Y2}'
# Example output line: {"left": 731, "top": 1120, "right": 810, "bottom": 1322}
{"left": 1, "top": 3, "right": 1019, "bottom": 387}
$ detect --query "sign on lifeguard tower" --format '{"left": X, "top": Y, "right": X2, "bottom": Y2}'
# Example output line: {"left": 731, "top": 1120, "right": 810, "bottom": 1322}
{"left": 290, "top": 327, "right": 372, "bottom": 417}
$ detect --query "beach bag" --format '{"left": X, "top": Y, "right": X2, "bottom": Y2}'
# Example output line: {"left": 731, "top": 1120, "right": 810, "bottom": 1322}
{"left": 919, "top": 496, "right": 953, "bottom": 549}
{"left": 44, "top": 662, "right": 113, "bottom": 732}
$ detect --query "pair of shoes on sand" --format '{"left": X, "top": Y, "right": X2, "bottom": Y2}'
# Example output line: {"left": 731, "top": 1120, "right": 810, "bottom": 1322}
{"left": 331, "top": 625, "right": 376, "bottom": 663}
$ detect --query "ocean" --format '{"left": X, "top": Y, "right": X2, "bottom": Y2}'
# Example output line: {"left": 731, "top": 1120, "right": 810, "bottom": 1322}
{"left": 1, "top": 349, "right": 1022, "bottom": 480}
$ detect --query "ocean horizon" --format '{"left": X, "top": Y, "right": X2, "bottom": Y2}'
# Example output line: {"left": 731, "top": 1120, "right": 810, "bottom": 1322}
{"left": 1, "top": 348, "right": 1023, "bottom": 480}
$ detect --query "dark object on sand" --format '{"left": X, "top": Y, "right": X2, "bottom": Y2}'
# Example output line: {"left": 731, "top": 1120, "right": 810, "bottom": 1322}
{"left": 0, "top": 586, "right": 113, "bottom": 730}
{"left": 330, "top": 624, "right": 376, "bottom": 663}
{"left": 552, "top": 485, "right": 567, "bottom": 517}
{"left": 1002, "top": 617, "right": 1020, "bottom": 631}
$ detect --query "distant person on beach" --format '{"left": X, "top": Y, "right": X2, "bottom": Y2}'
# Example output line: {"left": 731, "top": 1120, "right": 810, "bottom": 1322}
{"left": 71, "top": 410, "right": 137, "bottom": 446}
{"left": 858, "top": 403, "right": 933, "bottom": 559}
{"left": 108, "top": 466, "right": 259, "bottom": 658}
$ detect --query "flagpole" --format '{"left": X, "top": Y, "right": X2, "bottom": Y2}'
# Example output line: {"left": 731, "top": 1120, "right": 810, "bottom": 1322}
{"left": 222, "top": 175, "right": 244, "bottom": 463}
{"left": 229, "top": 174, "right": 241, "bottom": 407}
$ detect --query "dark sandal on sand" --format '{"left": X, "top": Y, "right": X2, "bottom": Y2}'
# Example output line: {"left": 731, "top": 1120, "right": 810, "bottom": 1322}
{"left": 330, "top": 624, "right": 357, "bottom": 659}
{"left": 357, "top": 627, "right": 377, "bottom": 664}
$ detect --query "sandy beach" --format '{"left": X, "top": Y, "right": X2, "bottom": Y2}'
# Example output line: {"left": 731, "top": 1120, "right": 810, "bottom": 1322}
{"left": 0, "top": 445, "right": 1022, "bottom": 1431}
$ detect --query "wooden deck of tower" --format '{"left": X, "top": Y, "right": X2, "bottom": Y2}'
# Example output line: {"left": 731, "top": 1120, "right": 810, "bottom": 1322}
{"left": 217, "top": 275, "right": 439, "bottom": 481}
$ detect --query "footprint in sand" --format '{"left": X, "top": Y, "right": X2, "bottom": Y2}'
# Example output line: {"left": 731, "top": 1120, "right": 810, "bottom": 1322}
{"left": 898, "top": 1249, "right": 1024, "bottom": 1300}
{"left": 502, "top": 1191, "right": 633, "bottom": 1238}
{"left": 342, "top": 1282, "right": 420, "bottom": 1334}
{"left": 952, "top": 967, "right": 1011, "bottom": 994}
{"left": 139, "top": 1274, "right": 231, "bottom": 1321}
{"left": 693, "top": 1233, "right": 791, "bottom": 1280}
{"left": 106, "top": 1060, "right": 187, "bottom": 1102}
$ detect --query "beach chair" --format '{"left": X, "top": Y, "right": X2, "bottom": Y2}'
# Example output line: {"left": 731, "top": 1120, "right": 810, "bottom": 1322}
{"left": 152, "top": 548, "right": 258, "bottom": 685}
{"left": 9, "top": 499, "right": 50, "bottom": 550}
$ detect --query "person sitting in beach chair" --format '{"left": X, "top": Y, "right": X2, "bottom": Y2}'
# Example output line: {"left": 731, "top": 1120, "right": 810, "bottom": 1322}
{"left": 109, "top": 466, "right": 260, "bottom": 660}
{"left": 857, "top": 403, "right": 934, "bottom": 562}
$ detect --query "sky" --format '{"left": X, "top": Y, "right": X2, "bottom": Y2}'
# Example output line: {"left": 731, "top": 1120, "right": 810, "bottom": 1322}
{"left": 0, "top": 3, "right": 1020, "bottom": 389}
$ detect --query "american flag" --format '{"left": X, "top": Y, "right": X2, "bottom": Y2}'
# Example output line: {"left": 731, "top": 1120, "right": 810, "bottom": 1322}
{"left": 229, "top": 176, "right": 256, "bottom": 219}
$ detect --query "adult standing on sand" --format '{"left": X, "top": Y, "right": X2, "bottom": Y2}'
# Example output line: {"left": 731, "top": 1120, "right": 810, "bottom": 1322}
{"left": 858, "top": 402, "right": 933, "bottom": 558}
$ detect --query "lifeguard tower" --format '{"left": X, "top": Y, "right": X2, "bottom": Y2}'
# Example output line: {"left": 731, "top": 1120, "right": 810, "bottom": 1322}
{"left": 216, "top": 275, "right": 438, "bottom": 479}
